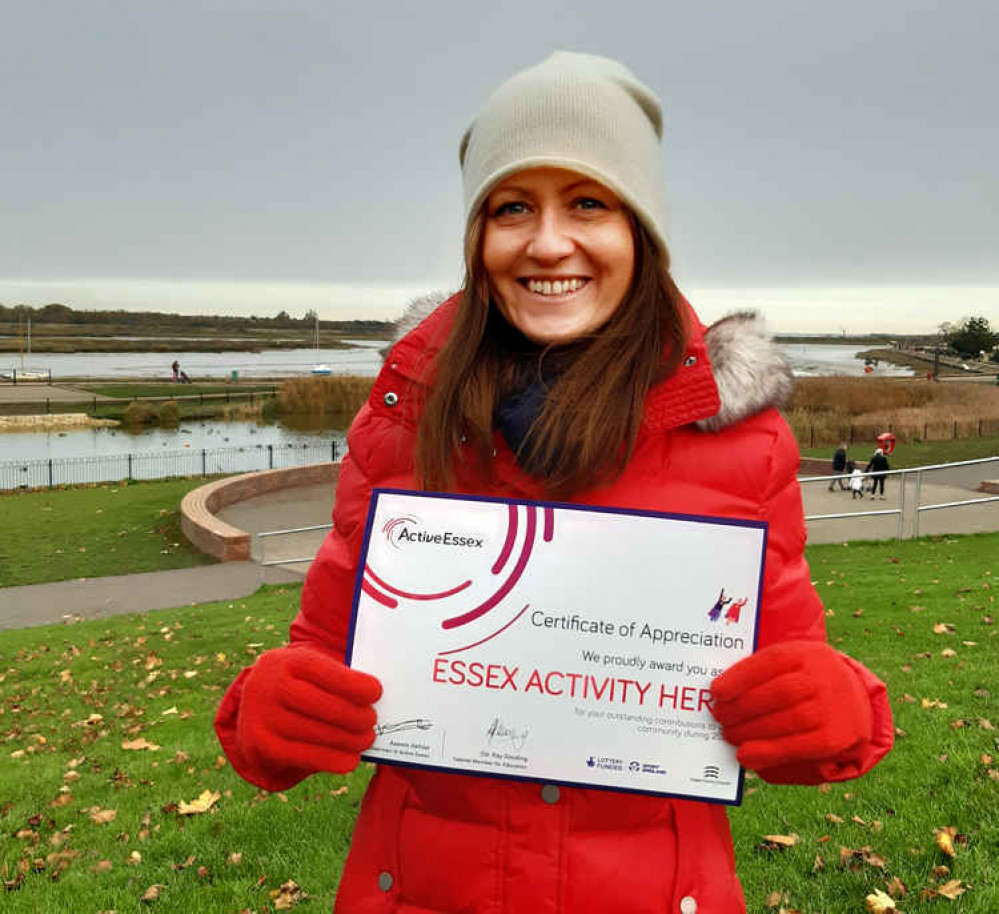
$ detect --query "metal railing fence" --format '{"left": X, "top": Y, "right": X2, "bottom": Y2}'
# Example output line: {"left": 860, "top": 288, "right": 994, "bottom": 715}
{"left": 259, "top": 523, "right": 335, "bottom": 567}
{"left": 800, "top": 456, "right": 999, "bottom": 540}
{"left": 256, "top": 457, "right": 999, "bottom": 572}
{"left": 0, "top": 440, "right": 342, "bottom": 490}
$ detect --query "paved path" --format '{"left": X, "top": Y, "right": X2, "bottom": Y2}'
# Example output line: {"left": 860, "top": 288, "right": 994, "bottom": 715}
{"left": 0, "top": 383, "right": 113, "bottom": 405}
{"left": 219, "top": 474, "right": 999, "bottom": 551}
{"left": 3, "top": 468, "right": 995, "bottom": 632}
{"left": 0, "top": 562, "right": 300, "bottom": 631}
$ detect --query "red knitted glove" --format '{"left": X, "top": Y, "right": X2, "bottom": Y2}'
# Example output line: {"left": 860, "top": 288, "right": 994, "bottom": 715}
{"left": 710, "top": 641, "right": 871, "bottom": 773}
{"left": 236, "top": 647, "right": 382, "bottom": 781}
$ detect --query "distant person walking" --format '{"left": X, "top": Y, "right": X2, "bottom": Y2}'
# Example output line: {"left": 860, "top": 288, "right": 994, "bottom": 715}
{"left": 172, "top": 360, "right": 180, "bottom": 383}
{"left": 829, "top": 442, "right": 848, "bottom": 490}
{"left": 866, "top": 448, "right": 890, "bottom": 499}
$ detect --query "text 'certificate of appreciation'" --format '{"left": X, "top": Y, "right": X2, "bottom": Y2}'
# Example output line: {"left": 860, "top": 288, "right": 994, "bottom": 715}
{"left": 345, "top": 489, "right": 767, "bottom": 805}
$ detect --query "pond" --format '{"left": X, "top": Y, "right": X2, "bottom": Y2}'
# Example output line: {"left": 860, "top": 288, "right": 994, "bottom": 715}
{"left": 0, "top": 417, "right": 349, "bottom": 490}
{"left": 0, "top": 417, "right": 347, "bottom": 464}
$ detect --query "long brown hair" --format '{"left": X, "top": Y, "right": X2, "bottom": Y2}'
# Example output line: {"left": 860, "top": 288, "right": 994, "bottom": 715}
{"left": 415, "top": 213, "right": 688, "bottom": 498}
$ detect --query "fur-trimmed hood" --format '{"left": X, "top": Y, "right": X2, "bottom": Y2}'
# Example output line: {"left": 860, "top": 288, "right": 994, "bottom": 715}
{"left": 385, "top": 292, "right": 793, "bottom": 432}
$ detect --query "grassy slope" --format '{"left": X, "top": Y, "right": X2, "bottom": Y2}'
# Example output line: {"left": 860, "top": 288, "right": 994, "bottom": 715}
{"left": 0, "top": 480, "right": 214, "bottom": 587}
{"left": 1, "top": 535, "right": 997, "bottom": 911}
{"left": 729, "top": 531, "right": 998, "bottom": 912}
{"left": 0, "top": 587, "right": 369, "bottom": 913}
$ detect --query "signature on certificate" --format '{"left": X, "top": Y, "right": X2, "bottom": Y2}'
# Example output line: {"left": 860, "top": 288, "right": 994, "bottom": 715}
{"left": 375, "top": 718, "right": 434, "bottom": 736}
{"left": 486, "top": 718, "right": 530, "bottom": 750}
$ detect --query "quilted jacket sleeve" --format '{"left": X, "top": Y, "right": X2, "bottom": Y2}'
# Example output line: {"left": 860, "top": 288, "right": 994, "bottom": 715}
{"left": 214, "top": 405, "right": 379, "bottom": 789}
{"left": 754, "top": 414, "right": 893, "bottom": 784}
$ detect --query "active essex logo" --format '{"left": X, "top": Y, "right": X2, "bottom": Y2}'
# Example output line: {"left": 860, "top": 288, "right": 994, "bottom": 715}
{"left": 382, "top": 515, "right": 485, "bottom": 550}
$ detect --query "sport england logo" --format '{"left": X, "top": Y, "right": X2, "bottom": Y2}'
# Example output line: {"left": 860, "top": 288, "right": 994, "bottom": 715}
{"left": 381, "top": 515, "right": 485, "bottom": 551}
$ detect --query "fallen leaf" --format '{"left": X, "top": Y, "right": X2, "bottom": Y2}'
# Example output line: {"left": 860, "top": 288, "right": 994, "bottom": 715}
{"left": 935, "top": 827, "right": 957, "bottom": 857}
{"left": 761, "top": 833, "right": 799, "bottom": 849}
{"left": 271, "top": 879, "right": 308, "bottom": 910}
{"left": 89, "top": 808, "right": 117, "bottom": 825}
{"left": 122, "top": 738, "right": 161, "bottom": 752}
{"left": 141, "top": 884, "right": 165, "bottom": 903}
{"left": 933, "top": 622, "right": 956, "bottom": 634}
{"left": 177, "top": 790, "right": 221, "bottom": 816}
{"left": 128, "top": 851, "right": 142, "bottom": 865}
{"left": 885, "top": 876, "right": 908, "bottom": 897}
{"left": 937, "top": 878, "right": 966, "bottom": 900}
{"left": 865, "top": 889, "right": 897, "bottom": 912}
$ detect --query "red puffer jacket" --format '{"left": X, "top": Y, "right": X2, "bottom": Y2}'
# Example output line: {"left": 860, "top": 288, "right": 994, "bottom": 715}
{"left": 216, "top": 295, "right": 893, "bottom": 914}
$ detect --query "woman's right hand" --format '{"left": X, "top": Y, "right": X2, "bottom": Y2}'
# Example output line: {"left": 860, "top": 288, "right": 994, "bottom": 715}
{"left": 235, "top": 646, "right": 382, "bottom": 778}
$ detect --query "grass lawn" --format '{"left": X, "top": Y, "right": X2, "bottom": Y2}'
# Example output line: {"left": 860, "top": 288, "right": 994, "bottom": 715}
{"left": 77, "top": 384, "right": 277, "bottom": 400}
{"left": 1, "top": 534, "right": 996, "bottom": 911}
{"left": 0, "top": 479, "right": 215, "bottom": 587}
{"left": 801, "top": 435, "right": 999, "bottom": 469}
{"left": 729, "top": 531, "right": 998, "bottom": 912}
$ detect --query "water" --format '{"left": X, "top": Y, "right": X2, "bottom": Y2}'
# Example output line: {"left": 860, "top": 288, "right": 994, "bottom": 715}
{"left": 5, "top": 339, "right": 912, "bottom": 381}
{"left": 779, "top": 343, "right": 914, "bottom": 377}
{"left": 5, "top": 340, "right": 386, "bottom": 380}
{"left": 0, "top": 418, "right": 346, "bottom": 464}
{"left": 0, "top": 343, "right": 912, "bottom": 470}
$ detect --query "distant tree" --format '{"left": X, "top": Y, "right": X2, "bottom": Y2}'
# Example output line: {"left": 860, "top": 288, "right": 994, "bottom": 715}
{"left": 944, "top": 316, "right": 998, "bottom": 359}
{"left": 303, "top": 308, "right": 318, "bottom": 324}
{"left": 39, "top": 303, "right": 74, "bottom": 323}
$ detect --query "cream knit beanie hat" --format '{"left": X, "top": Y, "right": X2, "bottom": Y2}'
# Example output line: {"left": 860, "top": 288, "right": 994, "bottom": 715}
{"left": 460, "top": 51, "right": 668, "bottom": 251}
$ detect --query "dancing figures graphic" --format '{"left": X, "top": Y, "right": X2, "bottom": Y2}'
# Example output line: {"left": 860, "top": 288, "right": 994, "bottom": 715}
{"left": 707, "top": 589, "right": 732, "bottom": 622}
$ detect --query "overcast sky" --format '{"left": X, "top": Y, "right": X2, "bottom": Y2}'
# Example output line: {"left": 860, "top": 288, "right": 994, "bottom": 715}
{"left": 3, "top": 0, "right": 996, "bottom": 332}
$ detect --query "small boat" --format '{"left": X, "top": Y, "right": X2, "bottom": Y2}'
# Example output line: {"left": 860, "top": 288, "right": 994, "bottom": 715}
{"left": 311, "top": 313, "right": 330, "bottom": 374}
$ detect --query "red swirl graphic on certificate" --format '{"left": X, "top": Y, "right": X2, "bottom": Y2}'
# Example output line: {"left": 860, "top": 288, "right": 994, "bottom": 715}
{"left": 361, "top": 499, "right": 556, "bottom": 653}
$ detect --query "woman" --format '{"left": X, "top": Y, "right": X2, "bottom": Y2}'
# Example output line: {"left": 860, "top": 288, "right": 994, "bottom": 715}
{"left": 216, "top": 52, "right": 893, "bottom": 913}
{"left": 866, "top": 447, "right": 890, "bottom": 499}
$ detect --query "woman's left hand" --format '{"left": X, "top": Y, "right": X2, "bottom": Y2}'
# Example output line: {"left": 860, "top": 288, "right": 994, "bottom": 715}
{"left": 709, "top": 640, "right": 872, "bottom": 772}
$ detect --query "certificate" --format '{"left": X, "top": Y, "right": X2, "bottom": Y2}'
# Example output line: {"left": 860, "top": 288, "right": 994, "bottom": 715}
{"left": 345, "top": 489, "right": 766, "bottom": 804}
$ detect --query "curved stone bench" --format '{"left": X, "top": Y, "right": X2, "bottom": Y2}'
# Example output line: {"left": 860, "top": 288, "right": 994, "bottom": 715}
{"left": 181, "top": 462, "right": 340, "bottom": 562}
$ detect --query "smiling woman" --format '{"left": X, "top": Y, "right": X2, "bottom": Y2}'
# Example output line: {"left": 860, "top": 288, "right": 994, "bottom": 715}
{"left": 216, "top": 51, "right": 894, "bottom": 914}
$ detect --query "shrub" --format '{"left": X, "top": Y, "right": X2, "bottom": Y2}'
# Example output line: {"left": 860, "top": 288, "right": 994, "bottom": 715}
{"left": 786, "top": 377, "right": 999, "bottom": 446}
{"left": 278, "top": 376, "right": 373, "bottom": 417}
{"left": 121, "top": 402, "right": 156, "bottom": 426}
{"left": 157, "top": 400, "right": 180, "bottom": 427}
